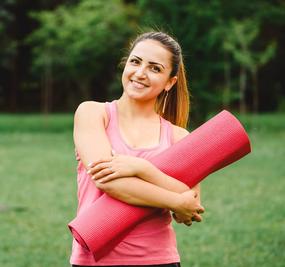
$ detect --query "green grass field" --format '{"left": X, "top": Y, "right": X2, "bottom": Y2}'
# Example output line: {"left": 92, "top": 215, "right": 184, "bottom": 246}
{"left": 0, "top": 113, "right": 284, "bottom": 267}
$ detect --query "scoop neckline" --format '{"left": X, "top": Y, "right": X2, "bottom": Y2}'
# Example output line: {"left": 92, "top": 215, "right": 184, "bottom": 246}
{"left": 113, "top": 100, "right": 163, "bottom": 151}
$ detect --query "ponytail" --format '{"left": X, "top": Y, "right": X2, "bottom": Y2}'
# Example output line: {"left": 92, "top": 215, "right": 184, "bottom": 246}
{"left": 156, "top": 56, "right": 190, "bottom": 128}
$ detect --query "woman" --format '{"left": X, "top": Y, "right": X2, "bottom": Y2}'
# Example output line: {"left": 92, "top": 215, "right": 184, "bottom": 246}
{"left": 71, "top": 31, "right": 205, "bottom": 267}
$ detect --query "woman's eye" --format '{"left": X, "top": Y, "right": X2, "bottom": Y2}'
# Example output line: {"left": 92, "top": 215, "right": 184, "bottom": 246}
{"left": 150, "top": 65, "right": 161, "bottom": 73}
{"left": 129, "top": 58, "right": 139, "bottom": 64}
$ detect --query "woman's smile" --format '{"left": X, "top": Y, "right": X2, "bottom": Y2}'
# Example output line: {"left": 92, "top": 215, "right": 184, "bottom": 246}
{"left": 131, "top": 79, "right": 149, "bottom": 89}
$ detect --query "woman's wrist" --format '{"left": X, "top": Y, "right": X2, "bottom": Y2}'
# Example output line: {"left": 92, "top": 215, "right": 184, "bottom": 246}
{"left": 165, "top": 192, "right": 184, "bottom": 213}
{"left": 136, "top": 159, "right": 155, "bottom": 180}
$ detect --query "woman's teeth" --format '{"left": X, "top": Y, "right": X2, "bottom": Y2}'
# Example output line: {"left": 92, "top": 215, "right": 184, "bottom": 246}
{"left": 132, "top": 80, "right": 147, "bottom": 89}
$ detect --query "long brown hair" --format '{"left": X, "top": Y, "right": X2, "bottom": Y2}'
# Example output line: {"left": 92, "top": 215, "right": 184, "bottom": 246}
{"left": 125, "top": 31, "right": 190, "bottom": 128}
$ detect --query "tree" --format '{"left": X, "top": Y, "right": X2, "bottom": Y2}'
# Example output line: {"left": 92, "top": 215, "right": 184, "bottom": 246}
{"left": 0, "top": 0, "right": 18, "bottom": 111}
{"left": 137, "top": 0, "right": 226, "bottom": 119}
{"left": 27, "top": 0, "right": 137, "bottom": 113}
{"left": 136, "top": 0, "right": 284, "bottom": 117}
{"left": 223, "top": 19, "right": 276, "bottom": 113}
{"left": 0, "top": 0, "right": 17, "bottom": 70}
{"left": 248, "top": 43, "right": 276, "bottom": 113}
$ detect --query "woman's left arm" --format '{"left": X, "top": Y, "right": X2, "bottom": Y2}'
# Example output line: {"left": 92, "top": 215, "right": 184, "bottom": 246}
{"left": 88, "top": 125, "right": 202, "bottom": 201}
{"left": 91, "top": 124, "right": 203, "bottom": 223}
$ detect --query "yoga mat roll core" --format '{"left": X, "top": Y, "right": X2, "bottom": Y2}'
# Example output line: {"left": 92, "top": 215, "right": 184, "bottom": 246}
{"left": 68, "top": 110, "right": 251, "bottom": 260}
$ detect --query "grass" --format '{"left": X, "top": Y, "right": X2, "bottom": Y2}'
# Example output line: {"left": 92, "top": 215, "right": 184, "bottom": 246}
{"left": 0, "top": 113, "right": 73, "bottom": 133}
{"left": 0, "top": 112, "right": 284, "bottom": 267}
{"left": 0, "top": 132, "right": 75, "bottom": 266}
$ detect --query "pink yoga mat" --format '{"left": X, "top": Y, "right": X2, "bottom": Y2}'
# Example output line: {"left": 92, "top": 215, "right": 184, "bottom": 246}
{"left": 68, "top": 110, "right": 251, "bottom": 259}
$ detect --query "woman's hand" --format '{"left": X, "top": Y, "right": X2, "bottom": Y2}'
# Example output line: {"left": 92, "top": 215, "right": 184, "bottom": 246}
{"left": 87, "top": 152, "right": 150, "bottom": 183}
{"left": 171, "top": 190, "right": 205, "bottom": 227}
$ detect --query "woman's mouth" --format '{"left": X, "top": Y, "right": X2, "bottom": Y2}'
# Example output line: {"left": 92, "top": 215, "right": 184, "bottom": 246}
{"left": 131, "top": 80, "right": 149, "bottom": 89}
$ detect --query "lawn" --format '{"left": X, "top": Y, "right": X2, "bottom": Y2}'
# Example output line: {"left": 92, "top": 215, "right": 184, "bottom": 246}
{"left": 0, "top": 113, "right": 284, "bottom": 267}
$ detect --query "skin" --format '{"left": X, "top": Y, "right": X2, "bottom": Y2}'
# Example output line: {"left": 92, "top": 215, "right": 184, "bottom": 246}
{"left": 74, "top": 39, "right": 204, "bottom": 226}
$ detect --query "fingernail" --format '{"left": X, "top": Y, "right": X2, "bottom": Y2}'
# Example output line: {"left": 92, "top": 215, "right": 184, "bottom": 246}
{"left": 88, "top": 162, "right": 93, "bottom": 167}
{"left": 92, "top": 175, "right": 95, "bottom": 180}
{"left": 87, "top": 170, "right": 91, "bottom": 174}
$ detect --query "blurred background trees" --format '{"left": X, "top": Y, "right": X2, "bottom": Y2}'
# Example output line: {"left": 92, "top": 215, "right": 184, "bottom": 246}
{"left": 0, "top": 0, "right": 284, "bottom": 118}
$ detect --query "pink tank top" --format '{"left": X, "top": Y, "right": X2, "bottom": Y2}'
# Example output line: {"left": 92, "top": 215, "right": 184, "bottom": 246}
{"left": 70, "top": 100, "right": 180, "bottom": 266}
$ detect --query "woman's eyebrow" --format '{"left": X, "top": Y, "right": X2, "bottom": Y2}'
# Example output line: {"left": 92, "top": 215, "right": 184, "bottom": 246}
{"left": 132, "top": 55, "right": 142, "bottom": 61}
{"left": 149, "top": 61, "right": 165, "bottom": 69}
{"left": 132, "top": 55, "right": 165, "bottom": 69}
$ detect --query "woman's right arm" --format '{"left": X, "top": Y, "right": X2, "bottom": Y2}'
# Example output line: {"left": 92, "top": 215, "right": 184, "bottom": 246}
{"left": 73, "top": 101, "right": 113, "bottom": 168}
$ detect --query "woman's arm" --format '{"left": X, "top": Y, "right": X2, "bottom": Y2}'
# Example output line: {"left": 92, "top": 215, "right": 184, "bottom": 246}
{"left": 88, "top": 124, "right": 202, "bottom": 203}
{"left": 89, "top": 153, "right": 189, "bottom": 193}
{"left": 96, "top": 177, "right": 202, "bottom": 218}
{"left": 75, "top": 102, "right": 192, "bottom": 194}
{"left": 73, "top": 101, "right": 113, "bottom": 168}
{"left": 74, "top": 102, "right": 203, "bottom": 221}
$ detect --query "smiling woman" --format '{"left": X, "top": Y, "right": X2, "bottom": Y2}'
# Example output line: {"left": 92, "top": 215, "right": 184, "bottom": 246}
{"left": 121, "top": 39, "right": 177, "bottom": 105}
{"left": 70, "top": 31, "right": 203, "bottom": 267}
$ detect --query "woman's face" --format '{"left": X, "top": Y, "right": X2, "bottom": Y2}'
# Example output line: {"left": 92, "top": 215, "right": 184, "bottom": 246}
{"left": 121, "top": 39, "right": 177, "bottom": 101}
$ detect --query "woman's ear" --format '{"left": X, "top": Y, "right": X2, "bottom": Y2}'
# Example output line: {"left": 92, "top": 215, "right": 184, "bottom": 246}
{"left": 165, "top": 76, "right": 177, "bottom": 91}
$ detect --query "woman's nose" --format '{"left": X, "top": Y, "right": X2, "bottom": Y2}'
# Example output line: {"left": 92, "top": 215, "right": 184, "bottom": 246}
{"left": 134, "top": 66, "right": 147, "bottom": 78}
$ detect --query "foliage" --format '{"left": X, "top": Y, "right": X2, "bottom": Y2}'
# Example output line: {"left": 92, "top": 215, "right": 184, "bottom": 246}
{"left": 222, "top": 19, "right": 276, "bottom": 72}
{"left": 136, "top": 0, "right": 285, "bottom": 117}
{"left": 0, "top": 0, "right": 285, "bottom": 114}
{"left": 0, "top": 0, "right": 17, "bottom": 69}
{"left": 27, "top": 0, "right": 138, "bottom": 98}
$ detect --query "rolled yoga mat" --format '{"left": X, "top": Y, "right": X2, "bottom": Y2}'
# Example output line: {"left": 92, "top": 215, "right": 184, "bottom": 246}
{"left": 68, "top": 110, "right": 251, "bottom": 260}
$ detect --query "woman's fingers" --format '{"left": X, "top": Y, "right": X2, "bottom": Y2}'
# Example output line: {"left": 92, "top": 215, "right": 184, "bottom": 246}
{"left": 91, "top": 164, "right": 114, "bottom": 180}
{"left": 174, "top": 214, "right": 193, "bottom": 226}
{"left": 192, "top": 213, "right": 203, "bottom": 222}
{"left": 93, "top": 172, "right": 119, "bottom": 183}
{"left": 197, "top": 205, "right": 205, "bottom": 214}
{"left": 172, "top": 213, "right": 183, "bottom": 223}
{"left": 184, "top": 220, "right": 192, "bottom": 226}
{"left": 87, "top": 160, "right": 112, "bottom": 176}
{"left": 173, "top": 212, "right": 193, "bottom": 226}
{"left": 173, "top": 209, "right": 204, "bottom": 225}
{"left": 87, "top": 156, "right": 113, "bottom": 169}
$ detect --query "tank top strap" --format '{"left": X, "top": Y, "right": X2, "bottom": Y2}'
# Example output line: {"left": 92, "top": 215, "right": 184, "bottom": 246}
{"left": 159, "top": 116, "right": 174, "bottom": 147}
{"left": 104, "top": 100, "right": 117, "bottom": 130}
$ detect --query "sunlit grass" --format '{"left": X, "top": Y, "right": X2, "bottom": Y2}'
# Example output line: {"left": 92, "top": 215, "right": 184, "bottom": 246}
{"left": 0, "top": 132, "right": 75, "bottom": 267}
{"left": 176, "top": 126, "right": 285, "bottom": 267}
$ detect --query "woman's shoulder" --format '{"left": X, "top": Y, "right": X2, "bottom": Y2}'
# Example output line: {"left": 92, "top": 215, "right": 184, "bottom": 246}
{"left": 76, "top": 100, "right": 106, "bottom": 112}
{"left": 74, "top": 101, "right": 108, "bottom": 125}
{"left": 171, "top": 124, "right": 189, "bottom": 143}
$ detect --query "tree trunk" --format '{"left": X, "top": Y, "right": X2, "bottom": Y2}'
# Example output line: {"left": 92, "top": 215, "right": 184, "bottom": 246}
{"left": 252, "top": 68, "right": 259, "bottom": 113}
{"left": 77, "top": 78, "right": 91, "bottom": 101}
{"left": 239, "top": 66, "right": 247, "bottom": 114}
{"left": 223, "top": 52, "right": 231, "bottom": 109}
{"left": 9, "top": 55, "right": 18, "bottom": 112}
{"left": 41, "top": 60, "right": 53, "bottom": 114}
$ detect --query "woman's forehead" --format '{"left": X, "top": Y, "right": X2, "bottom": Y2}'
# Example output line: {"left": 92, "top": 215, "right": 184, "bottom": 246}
{"left": 130, "top": 40, "right": 172, "bottom": 68}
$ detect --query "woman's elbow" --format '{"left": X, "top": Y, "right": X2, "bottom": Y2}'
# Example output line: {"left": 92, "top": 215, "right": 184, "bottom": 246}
{"left": 95, "top": 181, "right": 119, "bottom": 197}
{"left": 95, "top": 181, "right": 135, "bottom": 204}
{"left": 95, "top": 181, "right": 110, "bottom": 193}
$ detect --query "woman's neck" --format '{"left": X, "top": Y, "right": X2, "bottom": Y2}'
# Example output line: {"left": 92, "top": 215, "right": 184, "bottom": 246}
{"left": 116, "top": 95, "right": 158, "bottom": 120}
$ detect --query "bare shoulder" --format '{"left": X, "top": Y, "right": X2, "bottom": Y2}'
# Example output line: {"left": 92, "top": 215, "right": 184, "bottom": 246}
{"left": 75, "top": 101, "right": 106, "bottom": 115}
{"left": 172, "top": 124, "right": 189, "bottom": 143}
{"left": 74, "top": 101, "right": 108, "bottom": 126}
